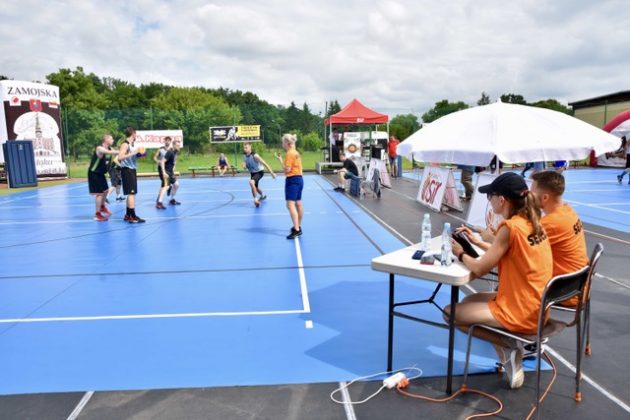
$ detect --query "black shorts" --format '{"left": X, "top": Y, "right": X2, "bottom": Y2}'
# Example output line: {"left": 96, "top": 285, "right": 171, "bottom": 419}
{"left": 250, "top": 171, "right": 264, "bottom": 188}
{"left": 88, "top": 171, "right": 109, "bottom": 195}
{"left": 159, "top": 168, "right": 176, "bottom": 187}
{"left": 108, "top": 167, "right": 121, "bottom": 187}
{"left": 121, "top": 167, "right": 138, "bottom": 195}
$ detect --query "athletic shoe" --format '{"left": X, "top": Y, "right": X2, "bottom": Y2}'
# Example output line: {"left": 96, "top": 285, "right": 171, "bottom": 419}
{"left": 128, "top": 216, "right": 146, "bottom": 224}
{"left": 100, "top": 206, "right": 112, "bottom": 216}
{"left": 286, "top": 227, "right": 303, "bottom": 239}
{"left": 254, "top": 199, "right": 260, "bottom": 208}
{"left": 116, "top": 196, "right": 125, "bottom": 201}
{"left": 499, "top": 347, "right": 524, "bottom": 389}
{"left": 169, "top": 199, "right": 181, "bottom": 205}
{"left": 334, "top": 186, "right": 345, "bottom": 192}
{"left": 156, "top": 202, "right": 166, "bottom": 210}
{"left": 94, "top": 212, "right": 108, "bottom": 222}
{"left": 260, "top": 194, "right": 267, "bottom": 201}
{"left": 123, "top": 214, "right": 133, "bottom": 222}
{"left": 617, "top": 175, "right": 623, "bottom": 184}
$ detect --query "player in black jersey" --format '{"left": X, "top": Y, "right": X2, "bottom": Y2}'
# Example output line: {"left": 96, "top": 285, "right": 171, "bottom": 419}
{"left": 155, "top": 136, "right": 172, "bottom": 209}
{"left": 165, "top": 138, "right": 182, "bottom": 205}
{"left": 88, "top": 134, "right": 119, "bottom": 221}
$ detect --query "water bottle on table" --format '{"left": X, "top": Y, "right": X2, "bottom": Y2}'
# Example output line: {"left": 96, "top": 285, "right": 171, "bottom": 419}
{"left": 441, "top": 222, "right": 453, "bottom": 266}
{"left": 420, "top": 213, "right": 431, "bottom": 251}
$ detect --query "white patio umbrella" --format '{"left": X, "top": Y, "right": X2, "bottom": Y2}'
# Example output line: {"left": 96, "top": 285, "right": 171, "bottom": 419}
{"left": 397, "top": 101, "right": 620, "bottom": 166}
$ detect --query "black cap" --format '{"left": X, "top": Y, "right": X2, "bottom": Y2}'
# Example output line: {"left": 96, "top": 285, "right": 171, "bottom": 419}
{"left": 478, "top": 172, "right": 528, "bottom": 199}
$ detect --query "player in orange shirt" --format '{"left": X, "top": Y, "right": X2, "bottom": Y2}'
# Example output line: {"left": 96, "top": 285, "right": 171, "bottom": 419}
{"left": 448, "top": 172, "right": 552, "bottom": 389}
{"left": 275, "top": 133, "right": 304, "bottom": 239}
{"left": 531, "top": 171, "right": 588, "bottom": 307}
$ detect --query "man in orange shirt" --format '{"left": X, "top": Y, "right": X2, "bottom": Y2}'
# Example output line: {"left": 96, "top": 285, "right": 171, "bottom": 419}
{"left": 275, "top": 133, "right": 304, "bottom": 239}
{"left": 387, "top": 136, "right": 400, "bottom": 178}
{"left": 531, "top": 171, "right": 588, "bottom": 306}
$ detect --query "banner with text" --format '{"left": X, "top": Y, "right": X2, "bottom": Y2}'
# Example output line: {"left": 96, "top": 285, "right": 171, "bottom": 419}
{"left": 135, "top": 130, "right": 184, "bottom": 149}
{"left": 416, "top": 166, "right": 449, "bottom": 212}
{"left": 0, "top": 80, "right": 67, "bottom": 177}
{"left": 210, "top": 125, "right": 261, "bottom": 143}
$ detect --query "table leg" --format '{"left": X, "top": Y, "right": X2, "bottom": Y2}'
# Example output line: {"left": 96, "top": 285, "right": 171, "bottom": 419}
{"left": 446, "top": 285, "right": 459, "bottom": 394}
{"left": 387, "top": 273, "right": 395, "bottom": 372}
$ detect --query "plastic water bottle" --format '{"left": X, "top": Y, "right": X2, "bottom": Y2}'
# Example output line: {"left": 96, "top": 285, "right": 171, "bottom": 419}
{"left": 420, "top": 213, "right": 431, "bottom": 251}
{"left": 441, "top": 222, "right": 453, "bottom": 266}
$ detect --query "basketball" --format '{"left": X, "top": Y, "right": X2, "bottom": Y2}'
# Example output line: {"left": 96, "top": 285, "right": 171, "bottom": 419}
{"left": 137, "top": 147, "right": 145, "bottom": 154}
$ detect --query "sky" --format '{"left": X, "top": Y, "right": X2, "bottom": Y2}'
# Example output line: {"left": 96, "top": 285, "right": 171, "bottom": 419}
{"left": 1, "top": 0, "right": 628, "bottom": 117}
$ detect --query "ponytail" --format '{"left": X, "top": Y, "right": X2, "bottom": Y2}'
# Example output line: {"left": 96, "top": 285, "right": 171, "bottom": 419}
{"left": 506, "top": 192, "right": 544, "bottom": 237}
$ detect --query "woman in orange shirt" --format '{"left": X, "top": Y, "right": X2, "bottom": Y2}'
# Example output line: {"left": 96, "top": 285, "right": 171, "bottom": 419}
{"left": 275, "top": 133, "right": 304, "bottom": 239}
{"left": 447, "top": 172, "right": 552, "bottom": 389}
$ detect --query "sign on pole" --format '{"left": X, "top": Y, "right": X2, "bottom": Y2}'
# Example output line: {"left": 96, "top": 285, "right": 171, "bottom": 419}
{"left": 0, "top": 80, "right": 67, "bottom": 177}
{"left": 135, "top": 130, "right": 184, "bottom": 149}
{"left": 210, "top": 125, "right": 261, "bottom": 143}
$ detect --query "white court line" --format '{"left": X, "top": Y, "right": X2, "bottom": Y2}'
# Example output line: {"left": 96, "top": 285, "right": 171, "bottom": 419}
{"left": 66, "top": 391, "right": 94, "bottom": 420}
{"left": 570, "top": 189, "right": 630, "bottom": 193}
{"left": 294, "top": 236, "right": 312, "bottom": 314}
{"left": 545, "top": 347, "right": 630, "bottom": 414}
{"left": 339, "top": 382, "right": 358, "bottom": 420}
{"left": 595, "top": 273, "right": 630, "bottom": 290}
{"left": 0, "top": 183, "right": 85, "bottom": 205}
{"left": 0, "top": 309, "right": 308, "bottom": 324}
{"left": 567, "top": 199, "right": 630, "bottom": 216}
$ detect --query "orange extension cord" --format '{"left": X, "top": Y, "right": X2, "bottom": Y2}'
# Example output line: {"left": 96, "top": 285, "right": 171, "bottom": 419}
{"left": 396, "top": 352, "right": 558, "bottom": 420}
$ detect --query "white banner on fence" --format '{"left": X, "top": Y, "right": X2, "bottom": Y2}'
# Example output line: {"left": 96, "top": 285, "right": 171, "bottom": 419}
{"left": 0, "top": 80, "right": 67, "bottom": 177}
{"left": 135, "top": 130, "right": 183, "bottom": 150}
{"left": 417, "top": 166, "right": 449, "bottom": 212}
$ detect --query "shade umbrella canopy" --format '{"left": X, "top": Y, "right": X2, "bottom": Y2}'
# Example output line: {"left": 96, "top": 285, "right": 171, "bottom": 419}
{"left": 397, "top": 101, "right": 620, "bottom": 166}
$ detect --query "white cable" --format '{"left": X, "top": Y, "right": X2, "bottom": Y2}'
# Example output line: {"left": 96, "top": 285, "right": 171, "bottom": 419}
{"left": 330, "top": 367, "right": 423, "bottom": 405}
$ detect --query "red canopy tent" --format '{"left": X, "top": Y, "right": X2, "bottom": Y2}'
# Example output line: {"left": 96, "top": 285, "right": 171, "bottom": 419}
{"left": 324, "top": 98, "right": 389, "bottom": 125}
{"left": 324, "top": 99, "right": 389, "bottom": 162}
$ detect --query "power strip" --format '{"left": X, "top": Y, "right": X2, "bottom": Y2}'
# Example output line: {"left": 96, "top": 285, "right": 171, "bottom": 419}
{"left": 383, "top": 372, "right": 407, "bottom": 389}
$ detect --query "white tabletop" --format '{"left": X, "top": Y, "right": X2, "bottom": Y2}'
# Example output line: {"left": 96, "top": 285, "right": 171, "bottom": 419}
{"left": 371, "top": 236, "right": 475, "bottom": 286}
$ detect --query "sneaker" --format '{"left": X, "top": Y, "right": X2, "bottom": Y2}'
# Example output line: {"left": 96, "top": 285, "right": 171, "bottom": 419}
{"left": 94, "top": 212, "right": 108, "bottom": 222}
{"left": 254, "top": 199, "right": 260, "bottom": 208}
{"left": 123, "top": 214, "right": 133, "bottom": 222}
{"left": 116, "top": 196, "right": 125, "bottom": 201}
{"left": 334, "top": 186, "right": 345, "bottom": 192}
{"left": 156, "top": 202, "right": 166, "bottom": 210}
{"left": 499, "top": 347, "right": 524, "bottom": 389}
{"left": 260, "top": 194, "right": 267, "bottom": 201}
{"left": 286, "top": 227, "right": 303, "bottom": 239}
{"left": 169, "top": 199, "right": 181, "bottom": 205}
{"left": 128, "top": 216, "right": 146, "bottom": 224}
{"left": 617, "top": 175, "right": 623, "bottom": 184}
{"left": 100, "top": 206, "right": 112, "bottom": 216}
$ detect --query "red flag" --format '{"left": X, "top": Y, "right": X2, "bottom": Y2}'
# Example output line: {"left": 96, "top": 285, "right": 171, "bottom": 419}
{"left": 29, "top": 99, "right": 42, "bottom": 112}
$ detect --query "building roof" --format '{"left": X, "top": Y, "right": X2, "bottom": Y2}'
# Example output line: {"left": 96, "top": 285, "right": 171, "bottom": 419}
{"left": 569, "top": 90, "right": 630, "bottom": 109}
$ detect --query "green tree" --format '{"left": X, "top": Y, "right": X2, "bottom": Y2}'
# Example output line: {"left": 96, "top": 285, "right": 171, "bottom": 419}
{"left": 326, "top": 100, "right": 341, "bottom": 117}
{"left": 64, "top": 109, "right": 119, "bottom": 159}
{"left": 300, "top": 131, "right": 324, "bottom": 151}
{"left": 0, "top": 75, "right": 10, "bottom": 81}
{"left": 46, "top": 67, "right": 110, "bottom": 109}
{"left": 421, "top": 100, "right": 469, "bottom": 123}
{"left": 390, "top": 113, "right": 420, "bottom": 140}
{"left": 530, "top": 98, "right": 572, "bottom": 115}
{"left": 500, "top": 93, "right": 527, "bottom": 105}
{"left": 477, "top": 92, "right": 491, "bottom": 106}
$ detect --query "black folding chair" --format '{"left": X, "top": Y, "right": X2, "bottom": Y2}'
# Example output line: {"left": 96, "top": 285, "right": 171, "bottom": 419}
{"left": 461, "top": 264, "right": 592, "bottom": 417}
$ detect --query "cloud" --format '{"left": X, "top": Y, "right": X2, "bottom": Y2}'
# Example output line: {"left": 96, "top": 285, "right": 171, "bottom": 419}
{"left": 1, "top": 0, "right": 628, "bottom": 117}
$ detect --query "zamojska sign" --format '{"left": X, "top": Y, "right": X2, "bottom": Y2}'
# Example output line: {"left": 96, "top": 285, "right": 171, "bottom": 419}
{"left": 210, "top": 125, "right": 261, "bottom": 143}
{"left": 0, "top": 80, "right": 67, "bottom": 177}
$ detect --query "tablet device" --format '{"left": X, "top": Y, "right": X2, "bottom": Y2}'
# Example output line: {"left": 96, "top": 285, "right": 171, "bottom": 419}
{"left": 452, "top": 232, "right": 480, "bottom": 258}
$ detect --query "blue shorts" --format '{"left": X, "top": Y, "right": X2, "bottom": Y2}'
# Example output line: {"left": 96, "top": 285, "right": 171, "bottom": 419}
{"left": 285, "top": 176, "right": 304, "bottom": 201}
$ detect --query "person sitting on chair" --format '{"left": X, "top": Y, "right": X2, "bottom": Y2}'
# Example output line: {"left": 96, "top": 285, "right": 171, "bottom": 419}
{"left": 333, "top": 152, "right": 359, "bottom": 192}
{"left": 217, "top": 153, "right": 230, "bottom": 176}
{"left": 447, "top": 172, "right": 552, "bottom": 390}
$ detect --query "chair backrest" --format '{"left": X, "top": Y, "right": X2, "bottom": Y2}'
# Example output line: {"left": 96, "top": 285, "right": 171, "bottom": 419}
{"left": 583, "top": 243, "right": 604, "bottom": 304}
{"left": 542, "top": 265, "right": 591, "bottom": 312}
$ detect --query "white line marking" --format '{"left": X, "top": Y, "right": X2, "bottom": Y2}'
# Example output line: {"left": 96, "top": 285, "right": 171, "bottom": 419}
{"left": 570, "top": 189, "right": 630, "bottom": 193}
{"left": 545, "top": 347, "right": 630, "bottom": 414}
{"left": 339, "top": 382, "right": 358, "bottom": 420}
{"left": 305, "top": 320, "right": 313, "bottom": 329}
{"left": 0, "top": 309, "right": 308, "bottom": 324}
{"left": 294, "top": 237, "right": 311, "bottom": 313}
{"left": 595, "top": 273, "right": 630, "bottom": 290}
{"left": 567, "top": 199, "right": 630, "bottom": 216}
{"left": 66, "top": 391, "right": 94, "bottom": 420}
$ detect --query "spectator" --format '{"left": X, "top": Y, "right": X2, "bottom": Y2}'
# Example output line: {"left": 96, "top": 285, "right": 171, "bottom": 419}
{"left": 616, "top": 137, "right": 630, "bottom": 184}
{"left": 217, "top": 153, "right": 230, "bottom": 176}
{"left": 447, "top": 172, "right": 552, "bottom": 390}
{"left": 333, "top": 152, "right": 360, "bottom": 192}
{"left": 387, "top": 135, "right": 400, "bottom": 178}
{"left": 457, "top": 164, "right": 475, "bottom": 201}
